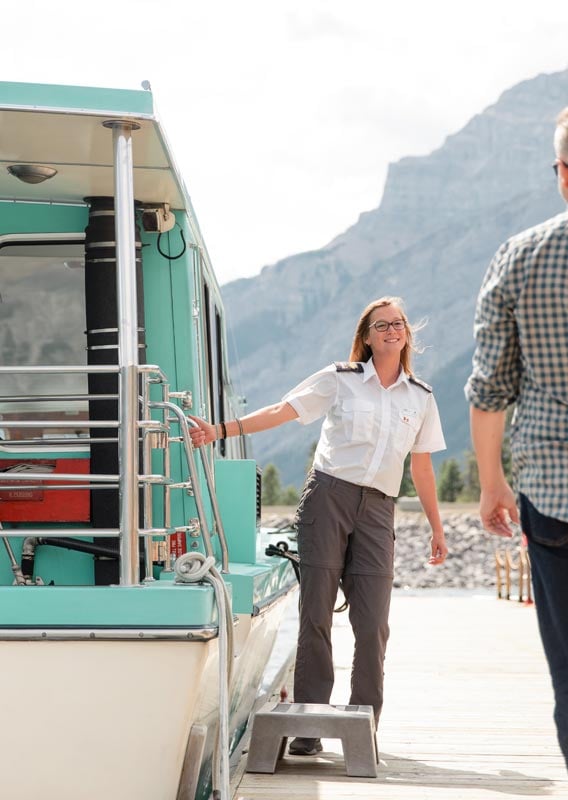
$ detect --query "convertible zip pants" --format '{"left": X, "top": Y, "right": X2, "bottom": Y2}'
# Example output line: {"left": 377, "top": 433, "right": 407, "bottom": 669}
{"left": 293, "top": 469, "right": 395, "bottom": 726}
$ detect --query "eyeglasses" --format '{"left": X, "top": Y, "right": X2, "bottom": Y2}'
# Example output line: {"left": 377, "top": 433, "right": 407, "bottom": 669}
{"left": 368, "top": 319, "right": 406, "bottom": 333}
{"left": 552, "top": 160, "right": 568, "bottom": 176}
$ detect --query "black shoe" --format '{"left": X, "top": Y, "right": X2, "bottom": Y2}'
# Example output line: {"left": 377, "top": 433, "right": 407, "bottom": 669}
{"left": 288, "top": 737, "right": 323, "bottom": 756}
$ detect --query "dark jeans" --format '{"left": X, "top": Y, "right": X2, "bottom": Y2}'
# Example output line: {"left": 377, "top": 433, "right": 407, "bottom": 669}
{"left": 520, "top": 493, "right": 568, "bottom": 768}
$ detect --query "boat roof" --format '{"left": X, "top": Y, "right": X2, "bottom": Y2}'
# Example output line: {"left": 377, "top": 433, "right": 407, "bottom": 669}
{"left": 0, "top": 81, "right": 188, "bottom": 209}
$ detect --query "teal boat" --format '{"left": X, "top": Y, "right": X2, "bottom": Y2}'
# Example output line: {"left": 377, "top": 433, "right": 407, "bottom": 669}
{"left": 0, "top": 82, "right": 297, "bottom": 800}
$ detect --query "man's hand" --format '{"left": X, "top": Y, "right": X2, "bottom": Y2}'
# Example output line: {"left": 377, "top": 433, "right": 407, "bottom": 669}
{"left": 479, "top": 480, "right": 520, "bottom": 537}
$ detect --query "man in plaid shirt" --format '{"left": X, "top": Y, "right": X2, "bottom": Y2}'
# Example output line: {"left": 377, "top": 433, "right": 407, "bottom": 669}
{"left": 466, "top": 107, "right": 568, "bottom": 768}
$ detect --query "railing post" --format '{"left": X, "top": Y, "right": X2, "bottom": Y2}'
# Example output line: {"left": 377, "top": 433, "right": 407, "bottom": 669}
{"left": 141, "top": 372, "right": 155, "bottom": 581}
{"left": 104, "top": 119, "right": 141, "bottom": 586}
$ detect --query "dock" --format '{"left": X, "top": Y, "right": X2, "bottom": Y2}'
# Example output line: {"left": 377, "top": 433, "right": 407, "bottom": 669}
{"left": 233, "top": 590, "right": 568, "bottom": 799}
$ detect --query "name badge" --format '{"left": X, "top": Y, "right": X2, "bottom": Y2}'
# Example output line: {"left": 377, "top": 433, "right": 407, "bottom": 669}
{"left": 400, "top": 408, "right": 417, "bottom": 425}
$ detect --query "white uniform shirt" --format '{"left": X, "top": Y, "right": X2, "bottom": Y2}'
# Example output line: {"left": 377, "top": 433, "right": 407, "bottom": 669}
{"left": 283, "top": 358, "right": 446, "bottom": 497}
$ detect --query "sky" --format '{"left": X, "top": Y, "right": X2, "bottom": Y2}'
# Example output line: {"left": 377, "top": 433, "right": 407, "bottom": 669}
{"left": 1, "top": 1, "right": 568, "bottom": 285}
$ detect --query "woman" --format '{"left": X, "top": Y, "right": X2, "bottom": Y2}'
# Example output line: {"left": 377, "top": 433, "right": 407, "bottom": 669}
{"left": 189, "top": 296, "right": 447, "bottom": 755}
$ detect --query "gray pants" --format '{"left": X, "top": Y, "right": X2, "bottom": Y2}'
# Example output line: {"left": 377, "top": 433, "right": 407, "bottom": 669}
{"left": 293, "top": 470, "right": 395, "bottom": 726}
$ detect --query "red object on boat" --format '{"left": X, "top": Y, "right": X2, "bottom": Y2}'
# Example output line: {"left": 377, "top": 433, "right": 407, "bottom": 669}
{"left": 0, "top": 459, "right": 90, "bottom": 522}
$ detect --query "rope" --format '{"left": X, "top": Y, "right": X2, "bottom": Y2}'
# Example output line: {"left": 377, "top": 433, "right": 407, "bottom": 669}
{"left": 174, "top": 552, "right": 234, "bottom": 799}
{"left": 265, "top": 540, "right": 348, "bottom": 613}
{"left": 265, "top": 541, "right": 300, "bottom": 582}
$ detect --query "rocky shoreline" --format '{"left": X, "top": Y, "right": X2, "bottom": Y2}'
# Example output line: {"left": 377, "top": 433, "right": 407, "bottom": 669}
{"left": 262, "top": 508, "right": 522, "bottom": 591}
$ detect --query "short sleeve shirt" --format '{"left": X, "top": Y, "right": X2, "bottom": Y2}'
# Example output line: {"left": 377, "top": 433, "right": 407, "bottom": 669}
{"left": 283, "top": 358, "right": 446, "bottom": 497}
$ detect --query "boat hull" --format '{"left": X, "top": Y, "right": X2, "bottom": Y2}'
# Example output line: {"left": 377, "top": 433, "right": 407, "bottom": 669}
{"left": 0, "top": 592, "right": 296, "bottom": 800}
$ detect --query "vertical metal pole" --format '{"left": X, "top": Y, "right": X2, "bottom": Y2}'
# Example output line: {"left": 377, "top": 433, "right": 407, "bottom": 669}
{"left": 162, "top": 384, "right": 173, "bottom": 572}
{"left": 105, "top": 119, "right": 141, "bottom": 586}
{"left": 141, "top": 373, "right": 154, "bottom": 581}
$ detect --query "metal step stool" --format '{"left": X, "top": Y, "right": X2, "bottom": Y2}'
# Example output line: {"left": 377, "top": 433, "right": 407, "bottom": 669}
{"left": 246, "top": 702, "right": 378, "bottom": 778}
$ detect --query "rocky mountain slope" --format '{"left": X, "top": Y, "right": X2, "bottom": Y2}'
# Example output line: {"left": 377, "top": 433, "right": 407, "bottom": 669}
{"left": 223, "top": 69, "right": 568, "bottom": 487}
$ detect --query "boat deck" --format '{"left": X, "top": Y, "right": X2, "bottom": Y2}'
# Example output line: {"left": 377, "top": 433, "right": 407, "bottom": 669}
{"left": 233, "top": 590, "right": 567, "bottom": 799}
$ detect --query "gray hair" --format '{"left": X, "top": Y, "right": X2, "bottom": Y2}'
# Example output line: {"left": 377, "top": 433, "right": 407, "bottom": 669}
{"left": 554, "top": 108, "right": 568, "bottom": 161}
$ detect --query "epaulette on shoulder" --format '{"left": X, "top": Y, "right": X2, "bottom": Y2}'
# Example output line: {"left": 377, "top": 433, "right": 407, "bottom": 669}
{"left": 334, "top": 361, "right": 364, "bottom": 373}
{"left": 409, "top": 375, "right": 432, "bottom": 393}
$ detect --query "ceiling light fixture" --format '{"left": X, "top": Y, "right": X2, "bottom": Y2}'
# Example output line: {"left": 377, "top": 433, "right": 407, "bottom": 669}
{"left": 7, "top": 164, "right": 58, "bottom": 184}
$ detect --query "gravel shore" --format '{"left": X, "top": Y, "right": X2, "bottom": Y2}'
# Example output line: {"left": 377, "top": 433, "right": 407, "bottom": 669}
{"left": 262, "top": 506, "right": 522, "bottom": 591}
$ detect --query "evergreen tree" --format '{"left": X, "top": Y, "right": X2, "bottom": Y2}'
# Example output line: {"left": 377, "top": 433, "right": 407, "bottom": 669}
{"left": 306, "top": 441, "right": 318, "bottom": 474}
{"left": 280, "top": 485, "right": 300, "bottom": 506}
{"left": 437, "top": 458, "right": 464, "bottom": 502}
{"left": 261, "top": 463, "right": 282, "bottom": 506}
{"left": 398, "top": 454, "right": 416, "bottom": 497}
{"left": 459, "top": 450, "right": 481, "bottom": 501}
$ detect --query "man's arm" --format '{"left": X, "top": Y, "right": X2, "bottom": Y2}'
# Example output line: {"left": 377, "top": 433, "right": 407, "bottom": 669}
{"left": 470, "top": 407, "right": 519, "bottom": 537}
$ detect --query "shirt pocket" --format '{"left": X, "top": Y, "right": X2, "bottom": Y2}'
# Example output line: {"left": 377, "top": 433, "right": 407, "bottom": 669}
{"left": 341, "top": 398, "right": 375, "bottom": 442}
{"left": 394, "top": 408, "right": 421, "bottom": 453}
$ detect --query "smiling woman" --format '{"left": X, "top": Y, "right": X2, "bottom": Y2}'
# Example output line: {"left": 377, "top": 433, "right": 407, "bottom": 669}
{"left": 348, "top": 297, "right": 423, "bottom": 378}
{"left": 189, "top": 294, "right": 448, "bottom": 754}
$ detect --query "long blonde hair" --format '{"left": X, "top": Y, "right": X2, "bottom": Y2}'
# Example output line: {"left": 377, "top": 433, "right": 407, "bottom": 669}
{"left": 348, "top": 296, "right": 420, "bottom": 376}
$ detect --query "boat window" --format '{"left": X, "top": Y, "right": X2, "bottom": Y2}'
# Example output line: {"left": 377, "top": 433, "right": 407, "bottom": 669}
{"left": 0, "top": 240, "right": 88, "bottom": 442}
{"left": 214, "top": 306, "right": 227, "bottom": 456}
{"left": 202, "top": 281, "right": 226, "bottom": 456}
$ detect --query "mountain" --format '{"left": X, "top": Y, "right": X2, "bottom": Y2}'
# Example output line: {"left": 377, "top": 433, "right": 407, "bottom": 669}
{"left": 223, "top": 69, "right": 568, "bottom": 488}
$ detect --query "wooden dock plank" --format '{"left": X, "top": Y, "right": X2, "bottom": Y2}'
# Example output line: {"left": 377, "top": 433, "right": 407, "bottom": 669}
{"left": 234, "top": 591, "right": 568, "bottom": 799}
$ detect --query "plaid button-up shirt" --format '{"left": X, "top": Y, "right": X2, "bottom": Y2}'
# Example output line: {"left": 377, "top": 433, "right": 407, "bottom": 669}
{"left": 465, "top": 210, "right": 568, "bottom": 522}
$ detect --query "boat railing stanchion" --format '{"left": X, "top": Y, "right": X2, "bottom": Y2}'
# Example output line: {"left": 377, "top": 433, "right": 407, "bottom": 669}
{"left": 0, "top": 523, "right": 26, "bottom": 585}
{"left": 103, "top": 118, "right": 142, "bottom": 587}
{"left": 150, "top": 400, "right": 217, "bottom": 563}
{"left": 141, "top": 370, "right": 155, "bottom": 582}
{"left": 161, "top": 382, "right": 173, "bottom": 571}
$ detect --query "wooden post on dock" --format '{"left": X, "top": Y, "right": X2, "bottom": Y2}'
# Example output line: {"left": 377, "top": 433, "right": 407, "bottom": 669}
{"left": 495, "top": 544, "right": 532, "bottom": 602}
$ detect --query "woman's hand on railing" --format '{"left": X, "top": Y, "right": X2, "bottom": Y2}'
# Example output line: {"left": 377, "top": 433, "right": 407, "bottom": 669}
{"left": 188, "top": 416, "right": 217, "bottom": 448}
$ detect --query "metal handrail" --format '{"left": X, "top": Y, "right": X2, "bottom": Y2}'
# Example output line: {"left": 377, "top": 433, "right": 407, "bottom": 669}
{"left": 150, "top": 400, "right": 216, "bottom": 565}
{"left": 0, "top": 394, "right": 118, "bottom": 403}
{"left": 0, "top": 473, "right": 173, "bottom": 485}
{"left": 0, "top": 438, "right": 117, "bottom": 446}
{"left": 0, "top": 483, "right": 120, "bottom": 491}
{"left": 0, "top": 528, "right": 169, "bottom": 539}
{"left": 0, "top": 365, "right": 120, "bottom": 374}
{"left": 0, "top": 420, "right": 119, "bottom": 429}
{"left": 0, "top": 420, "right": 168, "bottom": 432}
{"left": 140, "top": 369, "right": 155, "bottom": 581}
{"left": 0, "top": 361, "right": 231, "bottom": 579}
{"left": 160, "top": 385, "right": 173, "bottom": 572}
{"left": 138, "top": 363, "right": 169, "bottom": 383}
{"left": 185, "top": 418, "right": 229, "bottom": 574}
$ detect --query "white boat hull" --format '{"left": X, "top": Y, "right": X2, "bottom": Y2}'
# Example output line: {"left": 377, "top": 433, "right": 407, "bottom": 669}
{"left": 0, "top": 596, "right": 296, "bottom": 800}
